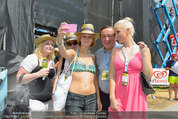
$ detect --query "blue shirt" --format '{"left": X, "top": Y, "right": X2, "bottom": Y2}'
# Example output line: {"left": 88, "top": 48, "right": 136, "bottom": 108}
{"left": 166, "top": 60, "right": 178, "bottom": 76}
{"left": 95, "top": 43, "right": 122, "bottom": 94}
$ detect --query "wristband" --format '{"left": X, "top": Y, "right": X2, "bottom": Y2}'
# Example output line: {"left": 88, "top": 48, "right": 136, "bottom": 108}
{"left": 56, "top": 41, "right": 63, "bottom": 47}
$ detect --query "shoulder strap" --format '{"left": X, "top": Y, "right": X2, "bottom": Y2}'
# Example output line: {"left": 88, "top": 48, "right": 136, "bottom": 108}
{"left": 61, "top": 58, "right": 66, "bottom": 71}
{"left": 31, "top": 59, "right": 41, "bottom": 73}
{"left": 77, "top": 48, "right": 80, "bottom": 60}
{"left": 64, "top": 55, "right": 77, "bottom": 74}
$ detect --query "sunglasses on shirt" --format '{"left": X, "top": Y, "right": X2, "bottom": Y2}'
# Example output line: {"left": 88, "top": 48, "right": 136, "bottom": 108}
{"left": 66, "top": 41, "right": 78, "bottom": 46}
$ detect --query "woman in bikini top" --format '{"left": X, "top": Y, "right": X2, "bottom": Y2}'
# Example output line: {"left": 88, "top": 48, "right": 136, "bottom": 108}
{"left": 69, "top": 49, "right": 96, "bottom": 74}
{"left": 57, "top": 23, "right": 102, "bottom": 114}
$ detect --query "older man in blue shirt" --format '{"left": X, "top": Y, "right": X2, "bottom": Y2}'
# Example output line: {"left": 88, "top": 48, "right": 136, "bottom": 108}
{"left": 95, "top": 25, "right": 122, "bottom": 118}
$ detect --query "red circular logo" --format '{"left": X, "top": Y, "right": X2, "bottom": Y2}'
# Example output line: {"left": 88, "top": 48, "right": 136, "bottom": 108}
{"left": 153, "top": 71, "right": 167, "bottom": 79}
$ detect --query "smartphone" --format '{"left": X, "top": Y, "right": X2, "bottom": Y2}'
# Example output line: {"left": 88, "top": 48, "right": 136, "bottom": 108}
{"left": 62, "top": 24, "right": 77, "bottom": 33}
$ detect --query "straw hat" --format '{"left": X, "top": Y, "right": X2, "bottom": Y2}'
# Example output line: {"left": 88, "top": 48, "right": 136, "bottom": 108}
{"left": 64, "top": 32, "right": 78, "bottom": 42}
{"left": 34, "top": 34, "right": 56, "bottom": 46}
{"left": 75, "top": 24, "right": 99, "bottom": 47}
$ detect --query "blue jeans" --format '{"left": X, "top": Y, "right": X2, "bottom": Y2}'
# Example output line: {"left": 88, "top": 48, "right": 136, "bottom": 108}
{"left": 65, "top": 92, "right": 97, "bottom": 115}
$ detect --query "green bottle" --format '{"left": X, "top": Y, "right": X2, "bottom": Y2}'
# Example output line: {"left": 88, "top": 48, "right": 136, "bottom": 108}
{"left": 42, "top": 57, "right": 48, "bottom": 69}
{"left": 42, "top": 57, "right": 48, "bottom": 80}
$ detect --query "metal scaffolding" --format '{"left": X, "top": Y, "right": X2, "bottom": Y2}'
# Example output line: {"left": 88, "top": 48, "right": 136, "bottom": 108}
{"left": 154, "top": 0, "right": 178, "bottom": 68}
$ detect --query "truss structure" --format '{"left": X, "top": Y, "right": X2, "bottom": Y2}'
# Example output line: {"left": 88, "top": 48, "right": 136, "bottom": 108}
{"left": 154, "top": 0, "right": 178, "bottom": 68}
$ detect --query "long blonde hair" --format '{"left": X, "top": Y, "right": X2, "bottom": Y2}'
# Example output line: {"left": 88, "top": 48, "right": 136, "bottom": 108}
{"left": 114, "top": 17, "right": 135, "bottom": 37}
{"left": 33, "top": 41, "right": 55, "bottom": 60}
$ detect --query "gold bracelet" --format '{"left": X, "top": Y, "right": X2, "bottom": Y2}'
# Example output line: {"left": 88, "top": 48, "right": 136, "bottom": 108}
{"left": 56, "top": 41, "right": 63, "bottom": 47}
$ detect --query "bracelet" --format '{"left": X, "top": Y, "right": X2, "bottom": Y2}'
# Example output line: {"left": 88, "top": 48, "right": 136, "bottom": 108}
{"left": 56, "top": 41, "right": 63, "bottom": 47}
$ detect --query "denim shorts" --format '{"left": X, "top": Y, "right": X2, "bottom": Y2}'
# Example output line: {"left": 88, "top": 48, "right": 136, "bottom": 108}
{"left": 65, "top": 92, "right": 97, "bottom": 116}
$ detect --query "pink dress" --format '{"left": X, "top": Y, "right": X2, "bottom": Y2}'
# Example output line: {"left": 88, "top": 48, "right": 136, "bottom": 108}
{"left": 108, "top": 49, "right": 147, "bottom": 112}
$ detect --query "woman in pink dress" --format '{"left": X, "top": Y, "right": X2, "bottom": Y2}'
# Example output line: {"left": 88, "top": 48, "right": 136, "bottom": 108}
{"left": 108, "top": 17, "right": 153, "bottom": 118}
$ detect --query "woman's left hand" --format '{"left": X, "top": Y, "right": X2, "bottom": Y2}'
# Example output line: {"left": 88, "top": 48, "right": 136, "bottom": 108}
{"left": 138, "top": 41, "right": 148, "bottom": 52}
{"left": 57, "top": 22, "right": 68, "bottom": 41}
{"left": 138, "top": 41, "right": 153, "bottom": 79}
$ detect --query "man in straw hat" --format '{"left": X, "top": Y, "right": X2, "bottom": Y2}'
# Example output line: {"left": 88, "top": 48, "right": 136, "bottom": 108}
{"left": 56, "top": 22, "right": 102, "bottom": 117}
{"left": 166, "top": 53, "right": 178, "bottom": 101}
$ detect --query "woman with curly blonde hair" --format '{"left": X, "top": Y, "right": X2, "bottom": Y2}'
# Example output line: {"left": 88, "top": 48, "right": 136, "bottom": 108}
{"left": 16, "top": 34, "right": 56, "bottom": 116}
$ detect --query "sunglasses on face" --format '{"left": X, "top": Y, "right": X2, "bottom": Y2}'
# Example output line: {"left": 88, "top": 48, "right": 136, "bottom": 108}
{"left": 66, "top": 41, "right": 78, "bottom": 46}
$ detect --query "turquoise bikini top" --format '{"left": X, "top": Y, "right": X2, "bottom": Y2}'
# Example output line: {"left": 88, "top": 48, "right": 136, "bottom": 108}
{"left": 69, "top": 49, "right": 96, "bottom": 74}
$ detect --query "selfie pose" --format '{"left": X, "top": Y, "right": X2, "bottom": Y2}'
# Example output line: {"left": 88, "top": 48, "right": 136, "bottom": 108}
{"left": 56, "top": 23, "right": 102, "bottom": 117}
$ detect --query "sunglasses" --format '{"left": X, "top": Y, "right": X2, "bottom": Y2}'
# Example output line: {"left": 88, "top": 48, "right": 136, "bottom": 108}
{"left": 66, "top": 41, "right": 78, "bottom": 46}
